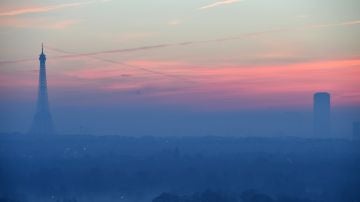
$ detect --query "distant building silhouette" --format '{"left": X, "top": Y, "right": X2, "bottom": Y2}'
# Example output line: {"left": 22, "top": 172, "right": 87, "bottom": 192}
{"left": 29, "top": 44, "right": 55, "bottom": 135}
{"left": 353, "top": 121, "right": 360, "bottom": 140}
{"left": 313, "top": 92, "right": 331, "bottom": 136}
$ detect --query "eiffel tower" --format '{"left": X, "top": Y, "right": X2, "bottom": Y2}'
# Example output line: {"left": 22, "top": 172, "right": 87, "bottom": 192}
{"left": 29, "top": 44, "right": 55, "bottom": 135}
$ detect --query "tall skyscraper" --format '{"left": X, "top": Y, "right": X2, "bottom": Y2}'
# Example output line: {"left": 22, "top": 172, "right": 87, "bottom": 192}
{"left": 29, "top": 44, "right": 55, "bottom": 135}
{"left": 313, "top": 92, "right": 331, "bottom": 136}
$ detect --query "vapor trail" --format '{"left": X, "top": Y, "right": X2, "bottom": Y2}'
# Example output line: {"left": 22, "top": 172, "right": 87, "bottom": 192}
{"left": 47, "top": 19, "right": 360, "bottom": 59}
{"left": 1, "top": 19, "right": 359, "bottom": 65}
{"left": 48, "top": 29, "right": 284, "bottom": 60}
{"left": 46, "top": 46, "right": 195, "bottom": 83}
{"left": 199, "top": 0, "right": 243, "bottom": 10}
{"left": 0, "top": 58, "right": 34, "bottom": 65}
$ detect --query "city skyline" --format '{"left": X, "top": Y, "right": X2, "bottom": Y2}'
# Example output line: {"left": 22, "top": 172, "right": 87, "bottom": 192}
{"left": 1, "top": 2, "right": 360, "bottom": 202}
{"left": 0, "top": 0, "right": 359, "bottom": 136}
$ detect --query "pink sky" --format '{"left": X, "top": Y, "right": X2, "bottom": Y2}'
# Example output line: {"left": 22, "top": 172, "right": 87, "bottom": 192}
{"left": 2, "top": 57, "right": 358, "bottom": 110}
{"left": 0, "top": 0, "right": 359, "bottom": 111}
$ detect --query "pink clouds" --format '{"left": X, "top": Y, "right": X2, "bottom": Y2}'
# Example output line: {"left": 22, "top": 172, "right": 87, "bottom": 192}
{"left": 0, "top": 1, "right": 110, "bottom": 29}
{"left": 58, "top": 57, "right": 360, "bottom": 109}
{"left": 0, "top": 71, "right": 36, "bottom": 88}
{"left": 125, "top": 60, "right": 187, "bottom": 68}
{"left": 0, "top": 18, "right": 80, "bottom": 29}
{"left": 2, "top": 56, "right": 359, "bottom": 109}
{"left": 0, "top": 3, "right": 84, "bottom": 16}
{"left": 191, "top": 59, "right": 360, "bottom": 108}
{"left": 65, "top": 66, "right": 132, "bottom": 80}
{"left": 0, "top": 1, "right": 110, "bottom": 17}
{"left": 51, "top": 20, "right": 81, "bottom": 29}
{"left": 64, "top": 59, "right": 191, "bottom": 82}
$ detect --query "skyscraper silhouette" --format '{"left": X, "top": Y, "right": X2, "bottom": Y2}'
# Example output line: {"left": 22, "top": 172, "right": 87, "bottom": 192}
{"left": 313, "top": 92, "right": 331, "bottom": 136}
{"left": 29, "top": 44, "right": 55, "bottom": 135}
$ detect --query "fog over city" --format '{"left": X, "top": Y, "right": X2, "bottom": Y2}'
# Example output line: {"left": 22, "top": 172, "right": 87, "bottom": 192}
{"left": 0, "top": 0, "right": 359, "bottom": 201}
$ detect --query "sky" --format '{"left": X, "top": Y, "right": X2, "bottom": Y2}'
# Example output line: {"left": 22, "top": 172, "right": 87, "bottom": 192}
{"left": 0, "top": 0, "right": 359, "bottom": 136}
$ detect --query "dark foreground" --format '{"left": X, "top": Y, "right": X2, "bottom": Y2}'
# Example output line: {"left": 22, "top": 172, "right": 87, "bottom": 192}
{"left": 0, "top": 134, "right": 359, "bottom": 202}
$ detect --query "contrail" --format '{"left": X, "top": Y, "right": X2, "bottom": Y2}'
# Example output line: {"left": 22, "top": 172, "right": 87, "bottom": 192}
{"left": 52, "top": 44, "right": 175, "bottom": 59}
{"left": 0, "top": 58, "right": 35, "bottom": 65}
{"left": 199, "top": 0, "right": 243, "bottom": 10}
{"left": 307, "top": 20, "right": 360, "bottom": 28}
{"left": 45, "top": 46, "right": 195, "bottom": 83}
{"left": 49, "top": 28, "right": 284, "bottom": 60}
{"left": 1, "top": 19, "right": 359, "bottom": 65}
{"left": 51, "top": 19, "right": 360, "bottom": 59}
